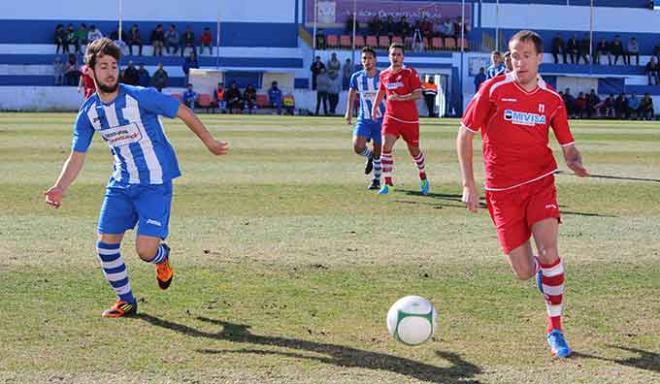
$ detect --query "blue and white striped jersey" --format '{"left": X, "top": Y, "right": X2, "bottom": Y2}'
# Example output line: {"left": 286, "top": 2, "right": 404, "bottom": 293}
{"left": 486, "top": 63, "right": 506, "bottom": 79}
{"left": 350, "top": 69, "right": 386, "bottom": 121}
{"left": 72, "top": 84, "right": 181, "bottom": 185}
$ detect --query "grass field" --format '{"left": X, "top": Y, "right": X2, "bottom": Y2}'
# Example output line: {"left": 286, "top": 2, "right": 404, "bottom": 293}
{"left": 0, "top": 113, "right": 659, "bottom": 383}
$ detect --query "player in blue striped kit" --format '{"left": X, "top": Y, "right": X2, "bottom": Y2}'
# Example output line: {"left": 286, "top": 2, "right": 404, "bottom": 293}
{"left": 345, "top": 46, "right": 386, "bottom": 190}
{"left": 44, "top": 38, "right": 229, "bottom": 318}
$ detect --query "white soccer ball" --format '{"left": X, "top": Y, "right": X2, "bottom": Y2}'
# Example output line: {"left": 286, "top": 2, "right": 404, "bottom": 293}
{"left": 386, "top": 295, "right": 437, "bottom": 346}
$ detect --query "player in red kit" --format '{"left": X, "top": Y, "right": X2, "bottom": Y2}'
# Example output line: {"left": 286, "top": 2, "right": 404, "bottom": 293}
{"left": 372, "top": 43, "right": 429, "bottom": 196}
{"left": 78, "top": 64, "right": 96, "bottom": 99}
{"left": 457, "top": 30, "right": 588, "bottom": 358}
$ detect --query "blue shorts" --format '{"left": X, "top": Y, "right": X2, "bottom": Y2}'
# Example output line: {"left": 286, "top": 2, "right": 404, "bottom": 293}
{"left": 353, "top": 120, "right": 383, "bottom": 145}
{"left": 97, "top": 181, "right": 173, "bottom": 239}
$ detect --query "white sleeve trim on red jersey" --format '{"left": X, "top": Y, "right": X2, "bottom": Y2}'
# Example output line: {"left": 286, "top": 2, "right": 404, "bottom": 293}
{"left": 460, "top": 124, "right": 478, "bottom": 134}
{"left": 488, "top": 72, "right": 516, "bottom": 98}
{"left": 560, "top": 141, "right": 575, "bottom": 147}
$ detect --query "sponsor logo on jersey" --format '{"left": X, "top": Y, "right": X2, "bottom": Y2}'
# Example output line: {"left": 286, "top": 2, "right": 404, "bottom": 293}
{"left": 501, "top": 98, "right": 517, "bottom": 102}
{"left": 503, "top": 109, "right": 547, "bottom": 126}
{"left": 386, "top": 82, "right": 404, "bottom": 90}
{"left": 100, "top": 122, "right": 143, "bottom": 147}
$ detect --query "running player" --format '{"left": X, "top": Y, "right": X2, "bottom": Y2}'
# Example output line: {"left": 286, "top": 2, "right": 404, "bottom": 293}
{"left": 345, "top": 46, "right": 385, "bottom": 190}
{"left": 457, "top": 30, "right": 588, "bottom": 358}
{"left": 44, "top": 38, "right": 229, "bottom": 318}
{"left": 371, "top": 43, "right": 429, "bottom": 196}
{"left": 78, "top": 63, "right": 96, "bottom": 99}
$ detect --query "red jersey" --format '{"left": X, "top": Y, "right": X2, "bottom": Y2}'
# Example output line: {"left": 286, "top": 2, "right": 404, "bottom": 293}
{"left": 461, "top": 73, "right": 574, "bottom": 191}
{"left": 80, "top": 65, "right": 96, "bottom": 99}
{"left": 379, "top": 66, "right": 422, "bottom": 123}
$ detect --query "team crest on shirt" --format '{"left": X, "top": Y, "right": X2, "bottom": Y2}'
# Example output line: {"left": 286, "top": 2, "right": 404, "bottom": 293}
{"left": 503, "top": 109, "right": 546, "bottom": 126}
{"left": 539, "top": 104, "right": 545, "bottom": 113}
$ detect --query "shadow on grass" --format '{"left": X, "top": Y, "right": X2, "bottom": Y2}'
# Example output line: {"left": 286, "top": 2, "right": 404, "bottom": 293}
{"left": 137, "top": 314, "right": 482, "bottom": 384}
{"left": 397, "top": 190, "right": 616, "bottom": 218}
{"left": 573, "top": 345, "right": 660, "bottom": 374}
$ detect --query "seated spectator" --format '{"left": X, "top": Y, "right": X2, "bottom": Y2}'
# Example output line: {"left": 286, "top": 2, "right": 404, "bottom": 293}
{"left": 109, "top": 29, "right": 127, "bottom": 43}
{"left": 627, "top": 37, "right": 640, "bottom": 66}
{"left": 87, "top": 25, "right": 103, "bottom": 43}
{"left": 575, "top": 92, "right": 587, "bottom": 118}
{"left": 578, "top": 33, "right": 590, "bottom": 64}
{"left": 586, "top": 89, "right": 600, "bottom": 119}
{"left": 614, "top": 93, "right": 628, "bottom": 119}
{"left": 127, "top": 24, "right": 143, "bottom": 56}
{"left": 65, "top": 24, "right": 78, "bottom": 55}
{"left": 595, "top": 94, "right": 615, "bottom": 118}
{"left": 151, "top": 24, "right": 165, "bottom": 56}
{"left": 53, "top": 56, "right": 65, "bottom": 85}
{"left": 75, "top": 24, "right": 88, "bottom": 54}
{"left": 646, "top": 57, "right": 659, "bottom": 85}
{"left": 137, "top": 63, "right": 150, "bottom": 87}
{"left": 200, "top": 27, "right": 213, "bottom": 55}
{"left": 182, "top": 51, "right": 199, "bottom": 83}
{"left": 182, "top": 83, "right": 198, "bottom": 109}
{"left": 64, "top": 53, "right": 80, "bottom": 86}
{"left": 181, "top": 26, "right": 196, "bottom": 57}
{"left": 54, "top": 24, "right": 67, "bottom": 54}
{"left": 563, "top": 88, "right": 576, "bottom": 117}
{"left": 627, "top": 93, "right": 641, "bottom": 119}
{"left": 151, "top": 63, "right": 168, "bottom": 92}
{"left": 214, "top": 82, "right": 226, "bottom": 113}
{"left": 268, "top": 81, "right": 283, "bottom": 115}
{"left": 397, "top": 16, "right": 411, "bottom": 38}
{"left": 244, "top": 84, "right": 257, "bottom": 114}
{"left": 639, "top": 93, "right": 655, "bottom": 120}
{"left": 282, "top": 94, "right": 295, "bottom": 115}
{"left": 121, "top": 61, "right": 139, "bottom": 85}
{"left": 225, "top": 81, "right": 243, "bottom": 114}
{"left": 610, "top": 35, "right": 624, "bottom": 65}
{"left": 165, "top": 24, "right": 180, "bottom": 55}
{"left": 551, "top": 33, "right": 566, "bottom": 64}
{"left": 567, "top": 34, "right": 579, "bottom": 64}
{"left": 594, "top": 38, "right": 610, "bottom": 65}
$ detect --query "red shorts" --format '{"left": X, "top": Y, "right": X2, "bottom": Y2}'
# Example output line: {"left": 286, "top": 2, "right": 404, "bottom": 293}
{"left": 382, "top": 117, "right": 419, "bottom": 146}
{"left": 485, "top": 175, "right": 561, "bottom": 254}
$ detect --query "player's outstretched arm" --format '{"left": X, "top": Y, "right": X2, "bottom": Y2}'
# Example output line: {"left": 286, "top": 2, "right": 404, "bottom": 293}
{"left": 44, "top": 151, "right": 87, "bottom": 209}
{"left": 562, "top": 143, "right": 588, "bottom": 177}
{"left": 344, "top": 89, "right": 356, "bottom": 125}
{"left": 176, "top": 104, "right": 229, "bottom": 156}
{"left": 371, "top": 89, "right": 385, "bottom": 120}
{"left": 457, "top": 127, "right": 479, "bottom": 213}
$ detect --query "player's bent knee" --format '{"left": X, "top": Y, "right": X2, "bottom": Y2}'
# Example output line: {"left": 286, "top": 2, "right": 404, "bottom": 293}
{"left": 353, "top": 144, "right": 366, "bottom": 154}
{"left": 135, "top": 243, "right": 159, "bottom": 261}
{"left": 98, "top": 233, "right": 123, "bottom": 244}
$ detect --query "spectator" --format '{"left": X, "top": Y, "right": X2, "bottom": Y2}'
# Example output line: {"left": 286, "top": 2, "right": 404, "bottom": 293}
{"left": 503, "top": 51, "right": 513, "bottom": 72}
{"left": 315, "top": 67, "right": 330, "bottom": 115}
{"left": 151, "top": 63, "right": 168, "bottom": 91}
{"left": 398, "top": 16, "right": 411, "bottom": 38}
{"left": 87, "top": 25, "right": 103, "bottom": 43}
{"left": 578, "top": 33, "right": 590, "bottom": 64}
{"left": 486, "top": 51, "right": 506, "bottom": 79}
{"left": 627, "top": 37, "right": 640, "bottom": 66}
{"left": 53, "top": 56, "right": 65, "bottom": 85}
{"left": 64, "top": 53, "right": 80, "bottom": 86}
{"left": 327, "top": 52, "right": 341, "bottom": 77}
{"left": 310, "top": 56, "right": 326, "bottom": 90}
{"left": 54, "top": 24, "right": 67, "bottom": 54}
{"left": 342, "top": 58, "right": 353, "bottom": 90}
{"left": 639, "top": 93, "right": 655, "bottom": 120}
{"left": 422, "top": 77, "right": 439, "bottom": 117}
{"left": 384, "top": 15, "right": 395, "bottom": 39}
{"left": 628, "top": 93, "right": 641, "bottom": 119}
{"left": 182, "top": 83, "right": 198, "bottom": 109}
{"left": 315, "top": 29, "right": 325, "bottom": 50}
{"left": 563, "top": 88, "right": 576, "bottom": 118}
{"left": 214, "top": 82, "right": 226, "bottom": 113}
{"left": 181, "top": 25, "right": 196, "bottom": 57}
{"left": 551, "top": 33, "right": 566, "bottom": 64}
{"left": 567, "top": 34, "right": 579, "bottom": 64}
{"left": 65, "top": 24, "right": 77, "bottom": 55}
{"left": 75, "top": 23, "right": 88, "bottom": 54}
{"left": 327, "top": 70, "right": 342, "bottom": 115}
{"left": 474, "top": 66, "right": 487, "bottom": 92}
{"left": 137, "top": 63, "right": 150, "bottom": 87}
{"left": 243, "top": 84, "right": 257, "bottom": 114}
{"left": 646, "top": 57, "right": 659, "bottom": 85}
{"left": 614, "top": 93, "right": 628, "bottom": 119}
{"left": 165, "top": 24, "right": 180, "bottom": 55}
{"left": 182, "top": 51, "right": 199, "bottom": 83}
{"left": 200, "top": 27, "right": 213, "bottom": 55}
{"left": 127, "top": 24, "right": 143, "bottom": 56}
{"left": 109, "top": 28, "right": 127, "bottom": 43}
{"left": 610, "top": 35, "right": 624, "bottom": 65}
{"left": 121, "top": 61, "right": 139, "bottom": 85}
{"left": 345, "top": 14, "right": 355, "bottom": 35}
{"left": 586, "top": 89, "right": 600, "bottom": 119}
{"left": 268, "top": 81, "right": 283, "bottom": 115}
{"left": 150, "top": 24, "right": 165, "bottom": 56}
{"left": 595, "top": 94, "right": 615, "bottom": 118}
{"left": 594, "top": 38, "right": 610, "bottom": 65}
{"left": 575, "top": 92, "right": 587, "bottom": 118}
{"left": 225, "top": 81, "right": 243, "bottom": 114}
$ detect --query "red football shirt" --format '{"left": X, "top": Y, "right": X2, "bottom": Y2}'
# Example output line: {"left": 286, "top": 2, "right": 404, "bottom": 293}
{"left": 461, "top": 73, "right": 574, "bottom": 190}
{"left": 379, "top": 66, "right": 422, "bottom": 123}
{"left": 80, "top": 65, "right": 96, "bottom": 99}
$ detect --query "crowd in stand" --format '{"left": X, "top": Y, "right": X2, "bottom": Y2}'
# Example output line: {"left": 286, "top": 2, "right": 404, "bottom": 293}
{"left": 561, "top": 88, "right": 655, "bottom": 120}
{"left": 182, "top": 81, "right": 294, "bottom": 115}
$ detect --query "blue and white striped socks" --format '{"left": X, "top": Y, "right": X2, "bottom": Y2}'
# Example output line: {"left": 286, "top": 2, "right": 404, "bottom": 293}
{"left": 96, "top": 241, "right": 135, "bottom": 304}
{"left": 373, "top": 157, "right": 382, "bottom": 180}
{"left": 149, "top": 244, "right": 169, "bottom": 265}
{"left": 358, "top": 147, "right": 373, "bottom": 158}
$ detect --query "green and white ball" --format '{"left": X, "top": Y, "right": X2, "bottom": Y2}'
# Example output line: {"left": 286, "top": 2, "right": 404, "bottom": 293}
{"left": 386, "top": 295, "right": 437, "bottom": 346}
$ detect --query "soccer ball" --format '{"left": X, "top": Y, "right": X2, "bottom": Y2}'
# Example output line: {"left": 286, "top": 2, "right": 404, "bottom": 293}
{"left": 386, "top": 295, "right": 437, "bottom": 346}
